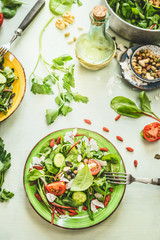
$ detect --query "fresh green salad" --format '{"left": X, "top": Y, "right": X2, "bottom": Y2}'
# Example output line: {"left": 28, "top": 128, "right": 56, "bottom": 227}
{"left": 0, "top": 60, "right": 17, "bottom": 114}
{"left": 27, "top": 129, "right": 121, "bottom": 223}
{"left": 108, "top": 0, "right": 160, "bottom": 29}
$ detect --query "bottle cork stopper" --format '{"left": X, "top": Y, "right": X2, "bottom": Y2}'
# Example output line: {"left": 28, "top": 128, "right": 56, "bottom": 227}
{"left": 93, "top": 5, "right": 108, "bottom": 21}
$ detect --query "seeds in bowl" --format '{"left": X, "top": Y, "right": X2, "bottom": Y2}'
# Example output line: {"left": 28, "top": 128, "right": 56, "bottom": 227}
{"left": 149, "top": 0, "right": 160, "bottom": 7}
{"left": 132, "top": 49, "right": 160, "bottom": 80}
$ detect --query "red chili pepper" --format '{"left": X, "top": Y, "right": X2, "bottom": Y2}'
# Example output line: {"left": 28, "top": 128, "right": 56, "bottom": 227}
{"left": 69, "top": 212, "right": 78, "bottom": 216}
{"left": 0, "top": 13, "right": 4, "bottom": 27}
{"left": 51, "top": 202, "right": 76, "bottom": 209}
{"left": 4, "top": 88, "right": 13, "bottom": 92}
{"left": 68, "top": 209, "right": 77, "bottom": 214}
{"left": 89, "top": 137, "right": 92, "bottom": 141}
{"left": 104, "top": 195, "right": 111, "bottom": 207}
{"left": 150, "top": 23, "right": 156, "bottom": 30}
{"left": 51, "top": 207, "right": 55, "bottom": 225}
{"left": 61, "top": 209, "right": 66, "bottom": 215}
{"left": 33, "top": 166, "right": 43, "bottom": 170}
{"left": 67, "top": 140, "right": 80, "bottom": 154}
{"left": 54, "top": 171, "right": 63, "bottom": 180}
{"left": 50, "top": 138, "right": 55, "bottom": 147}
{"left": 35, "top": 193, "right": 42, "bottom": 202}
{"left": 56, "top": 137, "right": 61, "bottom": 145}
{"left": 84, "top": 119, "right": 92, "bottom": 125}
{"left": 116, "top": 136, "right": 123, "bottom": 142}
{"left": 56, "top": 208, "right": 64, "bottom": 215}
{"left": 110, "top": 188, "right": 113, "bottom": 193}
{"left": 29, "top": 180, "right": 37, "bottom": 186}
{"left": 83, "top": 206, "right": 87, "bottom": 211}
{"left": 126, "top": 147, "right": 134, "bottom": 152}
{"left": 134, "top": 160, "right": 138, "bottom": 167}
{"left": 100, "top": 148, "right": 108, "bottom": 152}
{"left": 95, "top": 206, "right": 101, "bottom": 209}
{"left": 115, "top": 115, "right": 121, "bottom": 121}
{"left": 75, "top": 133, "right": 84, "bottom": 137}
{"left": 103, "top": 127, "right": 109, "bottom": 132}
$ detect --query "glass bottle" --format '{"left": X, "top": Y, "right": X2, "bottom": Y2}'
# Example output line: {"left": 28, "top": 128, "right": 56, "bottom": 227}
{"left": 75, "top": 5, "right": 116, "bottom": 70}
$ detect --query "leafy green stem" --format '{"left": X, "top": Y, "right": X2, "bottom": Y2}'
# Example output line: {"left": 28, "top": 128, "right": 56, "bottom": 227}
{"left": 142, "top": 112, "right": 160, "bottom": 122}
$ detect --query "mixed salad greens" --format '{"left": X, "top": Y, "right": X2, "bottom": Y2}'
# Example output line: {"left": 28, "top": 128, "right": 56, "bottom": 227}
{"left": 108, "top": 0, "right": 160, "bottom": 29}
{"left": 27, "top": 129, "right": 121, "bottom": 222}
{"left": 0, "top": 60, "right": 18, "bottom": 114}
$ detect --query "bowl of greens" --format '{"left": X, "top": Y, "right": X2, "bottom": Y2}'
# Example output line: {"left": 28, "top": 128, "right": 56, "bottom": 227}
{"left": 0, "top": 51, "right": 26, "bottom": 123}
{"left": 105, "top": 0, "right": 160, "bottom": 43}
{"left": 23, "top": 128, "right": 126, "bottom": 229}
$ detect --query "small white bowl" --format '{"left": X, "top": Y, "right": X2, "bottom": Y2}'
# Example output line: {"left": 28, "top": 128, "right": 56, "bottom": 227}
{"left": 130, "top": 45, "right": 160, "bottom": 83}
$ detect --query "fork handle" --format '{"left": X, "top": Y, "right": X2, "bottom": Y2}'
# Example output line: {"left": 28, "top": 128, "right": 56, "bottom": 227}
{"left": 151, "top": 178, "right": 160, "bottom": 185}
{"left": 17, "top": 0, "right": 45, "bottom": 32}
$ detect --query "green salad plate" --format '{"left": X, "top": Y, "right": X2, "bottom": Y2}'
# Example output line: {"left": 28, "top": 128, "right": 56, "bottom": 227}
{"left": 23, "top": 128, "right": 126, "bottom": 229}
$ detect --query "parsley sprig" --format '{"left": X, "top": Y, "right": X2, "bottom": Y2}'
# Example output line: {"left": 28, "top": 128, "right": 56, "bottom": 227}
{"left": 30, "top": 17, "right": 88, "bottom": 125}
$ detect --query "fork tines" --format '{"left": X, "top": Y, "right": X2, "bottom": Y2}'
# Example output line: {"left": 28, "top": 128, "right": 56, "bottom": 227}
{"left": 104, "top": 172, "right": 127, "bottom": 185}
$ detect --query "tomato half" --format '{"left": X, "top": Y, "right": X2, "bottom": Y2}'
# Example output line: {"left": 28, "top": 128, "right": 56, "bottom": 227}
{"left": 88, "top": 159, "right": 101, "bottom": 175}
{"left": 0, "top": 13, "right": 4, "bottom": 27}
{"left": 143, "top": 122, "right": 160, "bottom": 142}
{"left": 46, "top": 181, "right": 66, "bottom": 196}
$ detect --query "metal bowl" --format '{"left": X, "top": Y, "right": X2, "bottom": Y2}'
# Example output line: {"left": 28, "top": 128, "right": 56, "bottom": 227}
{"left": 130, "top": 45, "right": 160, "bottom": 83}
{"left": 105, "top": 0, "right": 160, "bottom": 43}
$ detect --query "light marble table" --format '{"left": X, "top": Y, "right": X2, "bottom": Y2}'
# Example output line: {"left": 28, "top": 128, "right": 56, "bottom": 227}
{"left": 0, "top": 0, "right": 160, "bottom": 240}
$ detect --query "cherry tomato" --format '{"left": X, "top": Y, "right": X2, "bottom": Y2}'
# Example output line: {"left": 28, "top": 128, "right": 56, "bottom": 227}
{"left": 143, "top": 122, "right": 160, "bottom": 142}
{"left": 0, "top": 13, "right": 4, "bottom": 27}
{"left": 88, "top": 159, "right": 101, "bottom": 175}
{"left": 46, "top": 181, "right": 66, "bottom": 196}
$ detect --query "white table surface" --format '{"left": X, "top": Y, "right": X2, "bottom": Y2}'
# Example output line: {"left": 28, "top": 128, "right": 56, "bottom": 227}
{"left": 0, "top": 0, "right": 160, "bottom": 239}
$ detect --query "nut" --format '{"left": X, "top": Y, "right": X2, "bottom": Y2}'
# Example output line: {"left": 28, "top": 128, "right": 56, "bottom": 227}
{"left": 55, "top": 19, "right": 67, "bottom": 30}
{"left": 63, "top": 11, "right": 75, "bottom": 24}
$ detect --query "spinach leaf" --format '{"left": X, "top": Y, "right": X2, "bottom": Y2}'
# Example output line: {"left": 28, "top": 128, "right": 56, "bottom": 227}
{"left": 111, "top": 96, "right": 142, "bottom": 118}
{"left": 139, "top": 91, "right": 152, "bottom": 113}
{"left": 1, "top": 0, "right": 22, "bottom": 7}
{"left": 45, "top": 158, "right": 58, "bottom": 174}
{"left": 71, "top": 164, "right": 93, "bottom": 191}
{"left": 2, "top": 6, "right": 17, "bottom": 18}
{"left": 1, "top": 0, "right": 23, "bottom": 18}
{"left": 49, "top": 0, "right": 74, "bottom": 15}
{"left": 27, "top": 169, "right": 44, "bottom": 181}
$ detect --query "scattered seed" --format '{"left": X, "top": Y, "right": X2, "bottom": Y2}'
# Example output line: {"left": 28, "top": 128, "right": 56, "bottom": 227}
{"left": 73, "top": 36, "right": 77, "bottom": 41}
{"left": 67, "top": 39, "right": 74, "bottom": 44}
{"left": 155, "top": 154, "right": 160, "bottom": 159}
{"left": 64, "top": 32, "right": 70, "bottom": 37}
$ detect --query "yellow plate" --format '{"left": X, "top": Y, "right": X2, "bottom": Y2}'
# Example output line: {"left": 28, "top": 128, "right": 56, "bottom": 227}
{"left": 0, "top": 51, "right": 26, "bottom": 123}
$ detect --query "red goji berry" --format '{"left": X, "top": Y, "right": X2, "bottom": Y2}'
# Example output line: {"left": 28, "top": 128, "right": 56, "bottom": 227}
{"left": 84, "top": 119, "right": 92, "bottom": 125}
{"left": 35, "top": 193, "right": 42, "bottom": 202}
{"left": 126, "top": 147, "right": 134, "bottom": 152}
{"left": 103, "top": 127, "right": 109, "bottom": 132}
{"left": 116, "top": 136, "right": 123, "bottom": 142}
{"left": 83, "top": 206, "right": 87, "bottom": 211}
{"left": 89, "top": 137, "right": 92, "bottom": 141}
{"left": 75, "top": 133, "right": 84, "bottom": 137}
{"left": 115, "top": 114, "right": 121, "bottom": 121}
{"left": 56, "top": 137, "right": 61, "bottom": 145}
{"left": 110, "top": 188, "right": 113, "bottom": 193}
{"left": 104, "top": 195, "right": 111, "bottom": 207}
{"left": 68, "top": 209, "right": 77, "bottom": 214}
{"left": 100, "top": 147, "right": 108, "bottom": 152}
{"left": 134, "top": 160, "right": 138, "bottom": 167}
{"left": 33, "top": 165, "right": 43, "bottom": 170}
{"left": 29, "top": 168, "right": 32, "bottom": 172}
{"left": 95, "top": 206, "right": 101, "bottom": 209}
{"left": 50, "top": 138, "right": 55, "bottom": 147}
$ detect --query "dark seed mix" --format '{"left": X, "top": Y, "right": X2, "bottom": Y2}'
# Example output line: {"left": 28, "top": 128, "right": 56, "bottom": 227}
{"left": 155, "top": 154, "right": 160, "bottom": 159}
{"left": 132, "top": 49, "right": 160, "bottom": 80}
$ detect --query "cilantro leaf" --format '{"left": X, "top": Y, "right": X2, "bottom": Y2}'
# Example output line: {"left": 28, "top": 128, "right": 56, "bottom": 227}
{"left": 0, "top": 189, "right": 14, "bottom": 202}
{"left": 72, "top": 93, "right": 89, "bottom": 103}
{"left": 31, "top": 76, "right": 54, "bottom": 95}
{"left": 55, "top": 95, "right": 63, "bottom": 106}
{"left": 46, "top": 109, "right": 60, "bottom": 125}
{"left": 61, "top": 105, "right": 72, "bottom": 116}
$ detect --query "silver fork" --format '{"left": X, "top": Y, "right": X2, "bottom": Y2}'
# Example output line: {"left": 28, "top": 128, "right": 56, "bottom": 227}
{"left": 104, "top": 172, "right": 160, "bottom": 185}
{"left": 0, "top": 0, "right": 45, "bottom": 61}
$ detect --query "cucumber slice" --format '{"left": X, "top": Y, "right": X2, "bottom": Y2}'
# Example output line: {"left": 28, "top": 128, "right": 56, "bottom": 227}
{"left": 0, "top": 73, "right": 6, "bottom": 84}
{"left": 54, "top": 153, "right": 65, "bottom": 168}
{"left": 72, "top": 191, "right": 87, "bottom": 205}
